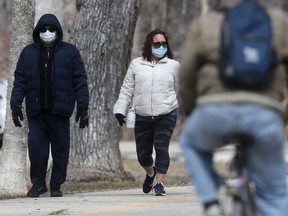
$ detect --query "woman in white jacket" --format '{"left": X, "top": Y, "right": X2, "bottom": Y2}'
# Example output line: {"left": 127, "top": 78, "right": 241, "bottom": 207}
{"left": 113, "top": 29, "right": 180, "bottom": 196}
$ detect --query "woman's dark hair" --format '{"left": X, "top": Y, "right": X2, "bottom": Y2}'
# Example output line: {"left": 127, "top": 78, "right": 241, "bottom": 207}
{"left": 142, "top": 29, "right": 174, "bottom": 61}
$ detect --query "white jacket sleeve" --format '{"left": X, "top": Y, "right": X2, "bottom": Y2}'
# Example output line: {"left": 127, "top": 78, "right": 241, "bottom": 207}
{"left": 113, "top": 61, "right": 135, "bottom": 116}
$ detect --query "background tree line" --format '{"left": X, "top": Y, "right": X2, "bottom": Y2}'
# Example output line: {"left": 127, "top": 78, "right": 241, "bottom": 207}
{"left": 0, "top": 0, "right": 286, "bottom": 197}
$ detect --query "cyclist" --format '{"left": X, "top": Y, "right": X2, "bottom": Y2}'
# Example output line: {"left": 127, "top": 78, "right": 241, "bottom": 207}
{"left": 178, "top": 0, "right": 288, "bottom": 215}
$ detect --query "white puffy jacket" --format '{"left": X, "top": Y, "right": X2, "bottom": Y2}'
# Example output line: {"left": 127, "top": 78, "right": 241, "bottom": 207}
{"left": 113, "top": 57, "right": 180, "bottom": 116}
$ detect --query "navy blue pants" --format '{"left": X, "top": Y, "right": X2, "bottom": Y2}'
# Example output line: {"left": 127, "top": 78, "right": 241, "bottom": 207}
{"left": 134, "top": 113, "right": 177, "bottom": 174}
{"left": 27, "top": 111, "right": 70, "bottom": 190}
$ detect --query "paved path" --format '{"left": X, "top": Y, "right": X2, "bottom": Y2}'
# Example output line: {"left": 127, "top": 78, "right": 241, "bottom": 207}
{"left": 0, "top": 142, "right": 287, "bottom": 216}
{"left": 0, "top": 186, "right": 203, "bottom": 216}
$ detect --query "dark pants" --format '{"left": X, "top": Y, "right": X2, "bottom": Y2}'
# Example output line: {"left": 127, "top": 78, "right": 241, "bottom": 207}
{"left": 134, "top": 114, "right": 177, "bottom": 174}
{"left": 27, "top": 111, "right": 70, "bottom": 190}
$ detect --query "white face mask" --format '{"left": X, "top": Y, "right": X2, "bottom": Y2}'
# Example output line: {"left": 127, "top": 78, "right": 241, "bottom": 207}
{"left": 39, "top": 30, "right": 56, "bottom": 43}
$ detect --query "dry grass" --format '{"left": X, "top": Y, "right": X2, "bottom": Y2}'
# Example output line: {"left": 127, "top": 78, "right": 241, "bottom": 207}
{"left": 122, "top": 159, "right": 190, "bottom": 187}
{"left": 26, "top": 158, "right": 229, "bottom": 195}
{"left": 60, "top": 158, "right": 190, "bottom": 194}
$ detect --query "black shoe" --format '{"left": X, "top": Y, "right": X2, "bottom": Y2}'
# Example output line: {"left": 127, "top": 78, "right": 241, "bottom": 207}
{"left": 142, "top": 167, "right": 156, "bottom": 194}
{"left": 50, "top": 189, "right": 63, "bottom": 197}
{"left": 27, "top": 185, "right": 48, "bottom": 198}
{"left": 153, "top": 182, "right": 166, "bottom": 196}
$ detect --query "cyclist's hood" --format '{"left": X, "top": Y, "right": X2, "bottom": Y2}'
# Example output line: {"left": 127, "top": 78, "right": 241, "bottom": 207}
{"left": 33, "top": 13, "right": 63, "bottom": 43}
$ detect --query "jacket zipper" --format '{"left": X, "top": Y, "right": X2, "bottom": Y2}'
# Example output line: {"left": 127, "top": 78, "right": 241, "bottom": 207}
{"left": 151, "top": 63, "right": 155, "bottom": 119}
{"left": 44, "top": 51, "right": 50, "bottom": 108}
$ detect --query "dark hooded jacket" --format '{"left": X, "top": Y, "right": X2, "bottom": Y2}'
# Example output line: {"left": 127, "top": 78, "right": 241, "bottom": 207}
{"left": 11, "top": 14, "right": 89, "bottom": 117}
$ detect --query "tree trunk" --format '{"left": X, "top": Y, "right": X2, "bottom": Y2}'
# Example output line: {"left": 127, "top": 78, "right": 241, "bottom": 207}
{"left": 35, "top": 0, "right": 63, "bottom": 25}
{"left": 0, "top": 0, "right": 12, "bottom": 79}
{"left": 0, "top": 0, "right": 34, "bottom": 198}
{"left": 0, "top": 0, "right": 12, "bottom": 32}
{"left": 62, "top": 0, "right": 76, "bottom": 40}
{"left": 35, "top": 0, "right": 77, "bottom": 41}
{"left": 68, "top": 0, "right": 141, "bottom": 182}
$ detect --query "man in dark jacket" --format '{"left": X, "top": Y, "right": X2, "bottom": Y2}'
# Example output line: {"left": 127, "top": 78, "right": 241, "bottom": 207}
{"left": 10, "top": 14, "right": 89, "bottom": 197}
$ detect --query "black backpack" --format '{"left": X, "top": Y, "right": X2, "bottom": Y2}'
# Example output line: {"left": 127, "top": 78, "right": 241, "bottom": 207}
{"left": 219, "top": 0, "right": 276, "bottom": 89}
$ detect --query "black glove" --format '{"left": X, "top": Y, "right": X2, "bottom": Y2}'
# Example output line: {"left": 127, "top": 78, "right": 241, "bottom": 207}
{"left": 11, "top": 105, "right": 23, "bottom": 127}
{"left": 115, "top": 113, "right": 126, "bottom": 126}
{"left": 76, "top": 108, "right": 89, "bottom": 128}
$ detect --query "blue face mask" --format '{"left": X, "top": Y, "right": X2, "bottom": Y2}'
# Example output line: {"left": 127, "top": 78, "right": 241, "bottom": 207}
{"left": 152, "top": 46, "right": 167, "bottom": 58}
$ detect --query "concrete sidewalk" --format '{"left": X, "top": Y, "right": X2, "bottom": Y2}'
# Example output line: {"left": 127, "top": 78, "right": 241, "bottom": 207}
{"left": 0, "top": 186, "right": 203, "bottom": 216}
{"left": 0, "top": 141, "right": 223, "bottom": 216}
{"left": 0, "top": 142, "right": 287, "bottom": 216}
{"left": 0, "top": 141, "right": 200, "bottom": 216}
